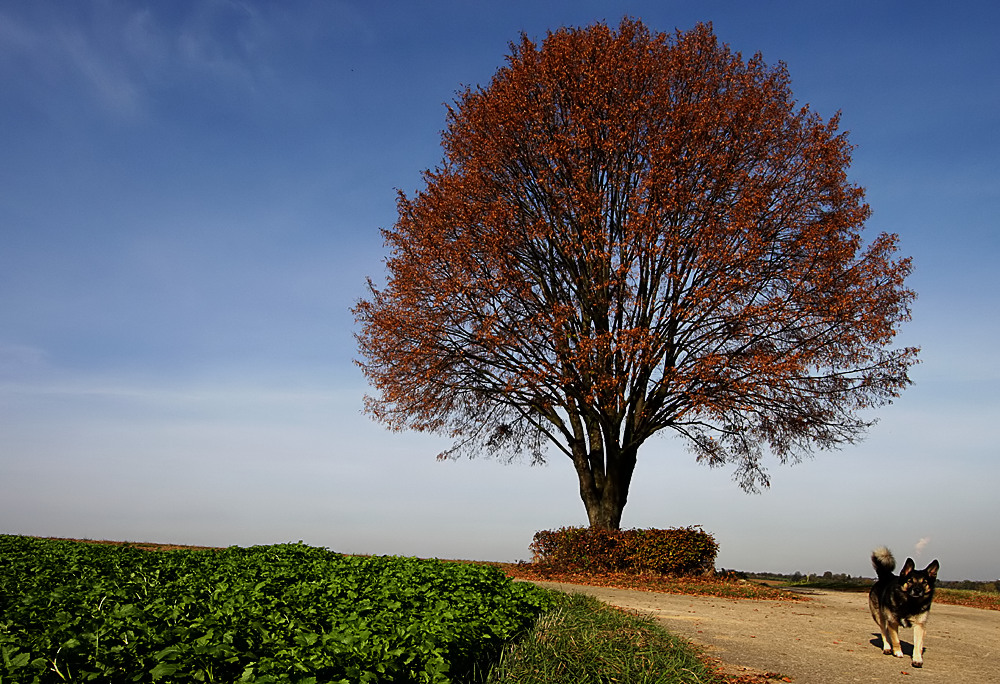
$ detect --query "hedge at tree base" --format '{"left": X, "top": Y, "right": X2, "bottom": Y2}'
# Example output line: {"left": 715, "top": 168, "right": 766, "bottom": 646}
{"left": 530, "top": 526, "right": 718, "bottom": 576}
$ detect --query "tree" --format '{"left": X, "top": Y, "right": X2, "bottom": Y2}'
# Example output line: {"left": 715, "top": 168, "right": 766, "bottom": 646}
{"left": 354, "top": 19, "right": 918, "bottom": 530}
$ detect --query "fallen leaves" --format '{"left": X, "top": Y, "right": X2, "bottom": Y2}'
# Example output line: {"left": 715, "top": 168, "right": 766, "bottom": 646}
{"left": 495, "top": 562, "right": 804, "bottom": 601}
{"left": 935, "top": 588, "right": 1000, "bottom": 611}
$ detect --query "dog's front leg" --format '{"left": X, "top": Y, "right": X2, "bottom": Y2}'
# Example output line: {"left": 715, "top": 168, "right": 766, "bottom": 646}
{"left": 885, "top": 622, "right": 905, "bottom": 659}
{"left": 878, "top": 625, "right": 893, "bottom": 655}
{"left": 911, "top": 620, "right": 927, "bottom": 667}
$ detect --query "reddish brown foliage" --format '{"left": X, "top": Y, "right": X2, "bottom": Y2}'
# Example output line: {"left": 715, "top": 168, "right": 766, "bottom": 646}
{"left": 497, "top": 561, "right": 802, "bottom": 602}
{"left": 355, "top": 19, "right": 918, "bottom": 529}
{"left": 935, "top": 589, "right": 1000, "bottom": 611}
{"left": 530, "top": 525, "right": 718, "bottom": 575}
{"left": 710, "top": 664, "right": 794, "bottom": 684}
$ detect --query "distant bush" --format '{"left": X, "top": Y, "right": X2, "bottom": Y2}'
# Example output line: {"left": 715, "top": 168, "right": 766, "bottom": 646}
{"left": 530, "top": 526, "right": 718, "bottom": 576}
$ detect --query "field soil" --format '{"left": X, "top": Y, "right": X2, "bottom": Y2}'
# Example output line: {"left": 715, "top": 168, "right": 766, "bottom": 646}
{"left": 526, "top": 581, "right": 1000, "bottom": 683}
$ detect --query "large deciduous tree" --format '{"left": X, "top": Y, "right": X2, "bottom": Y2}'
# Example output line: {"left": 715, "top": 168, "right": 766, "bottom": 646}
{"left": 354, "top": 20, "right": 918, "bottom": 530}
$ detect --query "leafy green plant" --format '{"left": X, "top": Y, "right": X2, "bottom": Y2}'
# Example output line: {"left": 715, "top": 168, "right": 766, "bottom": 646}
{"left": 0, "top": 535, "right": 554, "bottom": 683}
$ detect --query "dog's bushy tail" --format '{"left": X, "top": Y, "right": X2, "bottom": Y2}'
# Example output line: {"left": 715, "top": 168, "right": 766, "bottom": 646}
{"left": 871, "top": 547, "right": 896, "bottom": 580}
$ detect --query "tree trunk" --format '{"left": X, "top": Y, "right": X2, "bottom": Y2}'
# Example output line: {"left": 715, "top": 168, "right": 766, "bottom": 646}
{"left": 571, "top": 436, "right": 637, "bottom": 531}
{"left": 584, "top": 492, "right": 625, "bottom": 530}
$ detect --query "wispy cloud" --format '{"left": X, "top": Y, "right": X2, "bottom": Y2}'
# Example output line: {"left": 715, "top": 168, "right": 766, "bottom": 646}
{"left": 60, "top": 26, "right": 144, "bottom": 117}
{"left": 0, "top": 371, "right": 347, "bottom": 409}
{"left": 0, "top": 343, "right": 49, "bottom": 376}
{"left": 174, "top": 1, "right": 268, "bottom": 88}
{"left": 0, "top": 2, "right": 272, "bottom": 120}
{"left": 0, "top": 6, "right": 142, "bottom": 117}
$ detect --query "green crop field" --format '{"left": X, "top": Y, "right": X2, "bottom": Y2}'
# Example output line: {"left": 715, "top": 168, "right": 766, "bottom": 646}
{"left": 0, "top": 535, "right": 554, "bottom": 683}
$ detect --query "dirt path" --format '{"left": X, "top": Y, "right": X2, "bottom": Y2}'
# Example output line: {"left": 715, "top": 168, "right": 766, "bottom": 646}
{"left": 527, "top": 582, "right": 1000, "bottom": 683}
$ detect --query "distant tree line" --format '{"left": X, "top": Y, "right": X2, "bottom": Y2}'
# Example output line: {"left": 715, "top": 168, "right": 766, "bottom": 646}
{"left": 723, "top": 569, "right": 1000, "bottom": 593}
{"left": 942, "top": 579, "right": 1000, "bottom": 593}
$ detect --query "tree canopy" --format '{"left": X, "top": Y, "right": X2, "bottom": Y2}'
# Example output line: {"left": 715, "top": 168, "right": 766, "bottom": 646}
{"left": 354, "top": 19, "right": 918, "bottom": 530}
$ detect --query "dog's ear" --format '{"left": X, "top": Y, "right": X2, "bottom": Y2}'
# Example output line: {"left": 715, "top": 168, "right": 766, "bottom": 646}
{"left": 925, "top": 560, "right": 939, "bottom": 578}
{"left": 900, "top": 558, "right": 915, "bottom": 576}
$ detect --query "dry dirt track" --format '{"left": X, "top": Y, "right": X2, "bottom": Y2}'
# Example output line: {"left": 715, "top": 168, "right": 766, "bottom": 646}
{"left": 527, "top": 581, "right": 1000, "bottom": 683}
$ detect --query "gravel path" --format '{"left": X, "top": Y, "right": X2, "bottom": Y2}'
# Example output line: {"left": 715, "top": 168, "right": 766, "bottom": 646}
{"left": 527, "top": 581, "right": 1000, "bottom": 683}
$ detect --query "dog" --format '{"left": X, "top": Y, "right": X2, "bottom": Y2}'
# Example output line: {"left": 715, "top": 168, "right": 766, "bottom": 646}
{"left": 868, "top": 546, "right": 940, "bottom": 667}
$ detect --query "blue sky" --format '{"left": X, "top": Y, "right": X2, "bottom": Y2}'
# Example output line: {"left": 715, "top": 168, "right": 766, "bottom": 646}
{"left": 1, "top": 1, "right": 997, "bottom": 580}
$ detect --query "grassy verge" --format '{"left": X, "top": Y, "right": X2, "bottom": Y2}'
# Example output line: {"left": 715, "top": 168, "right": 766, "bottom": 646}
{"left": 486, "top": 591, "right": 727, "bottom": 684}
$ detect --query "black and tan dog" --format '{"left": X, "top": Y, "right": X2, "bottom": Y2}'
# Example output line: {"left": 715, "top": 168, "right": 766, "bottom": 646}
{"left": 869, "top": 547, "right": 940, "bottom": 667}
